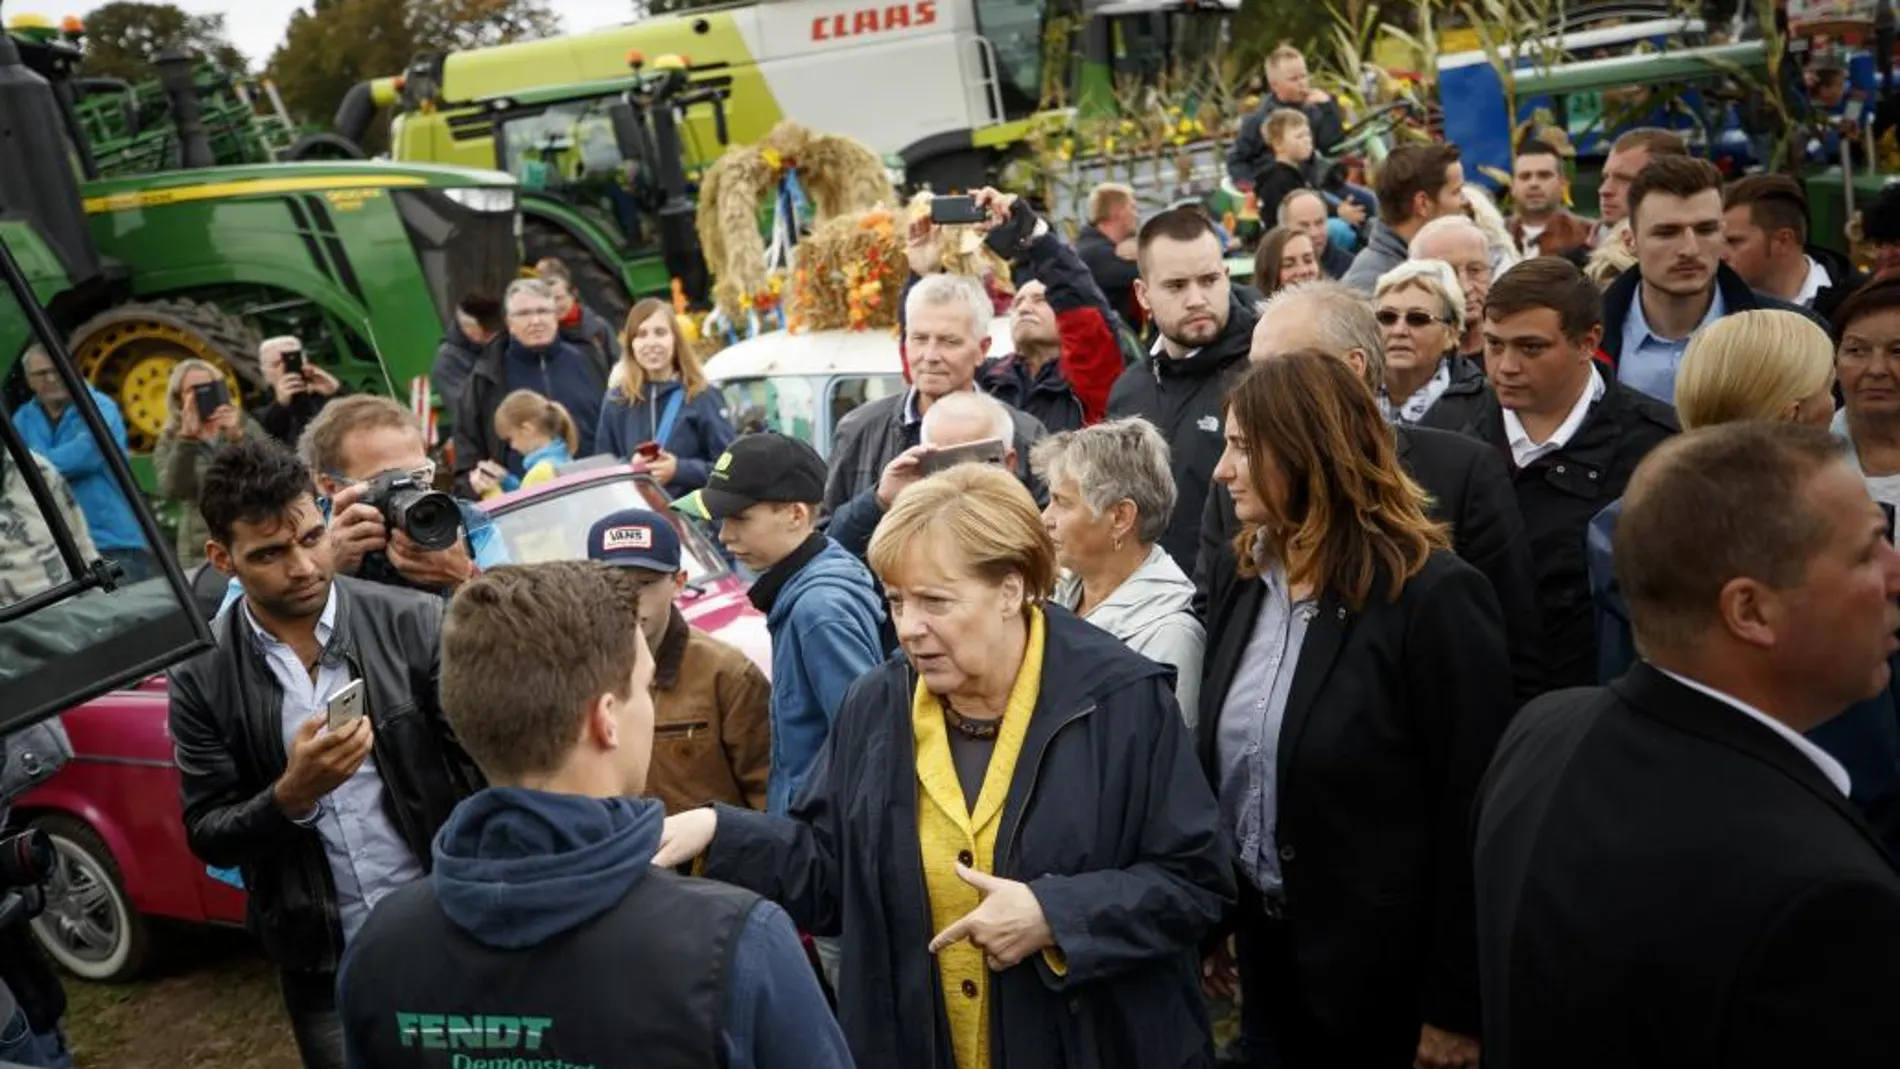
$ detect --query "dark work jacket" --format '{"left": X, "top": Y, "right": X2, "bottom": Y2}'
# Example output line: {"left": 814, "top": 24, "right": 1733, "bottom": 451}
{"left": 1421, "top": 378, "right": 1677, "bottom": 693}
{"left": 701, "top": 606, "right": 1236, "bottom": 1069}
{"left": 431, "top": 322, "right": 485, "bottom": 412}
{"left": 1195, "top": 422, "right": 1542, "bottom": 706}
{"left": 1227, "top": 95, "right": 1347, "bottom": 183}
{"left": 1811, "top": 242, "right": 1872, "bottom": 321}
{"left": 1107, "top": 296, "right": 1261, "bottom": 571}
{"left": 167, "top": 576, "right": 485, "bottom": 973}
{"left": 559, "top": 304, "right": 619, "bottom": 366}
{"left": 1319, "top": 239, "right": 1355, "bottom": 281}
{"left": 1587, "top": 497, "right": 1900, "bottom": 852}
{"left": 1599, "top": 262, "right": 1825, "bottom": 365}
{"left": 450, "top": 335, "right": 610, "bottom": 497}
{"left": 258, "top": 381, "right": 353, "bottom": 452}
{"left": 595, "top": 381, "right": 738, "bottom": 496}
{"left": 1474, "top": 664, "right": 1900, "bottom": 1068}
{"left": 1411, "top": 354, "right": 1488, "bottom": 433}
{"left": 1199, "top": 547, "right": 1515, "bottom": 1039}
{"left": 1076, "top": 223, "right": 1142, "bottom": 329}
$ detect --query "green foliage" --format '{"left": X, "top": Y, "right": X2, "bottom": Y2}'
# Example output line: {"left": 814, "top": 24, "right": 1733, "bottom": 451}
{"left": 78, "top": 2, "right": 246, "bottom": 80}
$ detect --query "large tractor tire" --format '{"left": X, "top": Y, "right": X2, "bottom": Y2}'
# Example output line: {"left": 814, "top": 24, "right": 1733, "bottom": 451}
{"left": 68, "top": 299, "right": 263, "bottom": 454}
{"left": 522, "top": 219, "right": 632, "bottom": 337}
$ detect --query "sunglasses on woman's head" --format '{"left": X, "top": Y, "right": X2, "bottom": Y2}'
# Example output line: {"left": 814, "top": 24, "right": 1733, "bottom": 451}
{"left": 1375, "top": 309, "right": 1447, "bottom": 329}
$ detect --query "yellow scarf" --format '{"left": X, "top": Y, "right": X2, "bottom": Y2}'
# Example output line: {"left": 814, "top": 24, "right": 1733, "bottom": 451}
{"left": 913, "top": 608, "right": 1045, "bottom": 1069}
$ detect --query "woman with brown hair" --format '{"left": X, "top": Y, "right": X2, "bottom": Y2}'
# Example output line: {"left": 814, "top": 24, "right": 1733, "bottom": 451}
{"left": 1200, "top": 351, "right": 1513, "bottom": 1069}
{"left": 597, "top": 298, "right": 736, "bottom": 495}
{"left": 1251, "top": 225, "right": 1322, "bottom": 297}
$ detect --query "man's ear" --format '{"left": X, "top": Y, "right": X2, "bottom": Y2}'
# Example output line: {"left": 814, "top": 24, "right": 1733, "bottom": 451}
{"left": 206, "top": 540, "right": 235, "bottom": 578}
{"left": 672, "top": 570, "right": 688, "bottom": 595}
{"left": 1134, "top": 278, "right": 1151, "bottom": 314}
{"left": 589, "top": 694, "right": 621, "bottom": 751}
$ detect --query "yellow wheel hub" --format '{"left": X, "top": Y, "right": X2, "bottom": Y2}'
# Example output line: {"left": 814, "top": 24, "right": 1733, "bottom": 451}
{"left": 71, "top": 315, "right": 243, "bottom": 453}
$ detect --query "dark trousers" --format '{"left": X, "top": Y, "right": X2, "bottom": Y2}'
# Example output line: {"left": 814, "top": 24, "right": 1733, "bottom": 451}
{"left": 1235, "top": 883, "right": 1415, "bottom": 1069}
{"left": 280, "top": 969, "right": 346, "bottom": 1069}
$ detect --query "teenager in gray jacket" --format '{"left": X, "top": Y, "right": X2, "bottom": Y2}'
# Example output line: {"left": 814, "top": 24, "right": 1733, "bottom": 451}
{"left": 1033, "top": 418, "right": 1204, "bottom": 723}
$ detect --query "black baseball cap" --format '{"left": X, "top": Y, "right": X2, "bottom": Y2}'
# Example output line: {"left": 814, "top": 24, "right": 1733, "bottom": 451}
{"left": 672, "top": 432, "right": 827, "bottom": 521}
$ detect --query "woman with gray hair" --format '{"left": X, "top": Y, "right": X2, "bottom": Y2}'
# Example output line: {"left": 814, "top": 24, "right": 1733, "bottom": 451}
{"left": 1033, "top": 418, "right": 1204, "bottom": 722}
{"left": 153, "top": 358, "right": 265, "bottom": 568}
{"left": 1374, "top": 259, "right": 1478, "bottom": 426}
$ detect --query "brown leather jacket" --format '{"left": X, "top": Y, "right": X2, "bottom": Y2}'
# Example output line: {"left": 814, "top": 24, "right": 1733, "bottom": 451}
{"left": 1509, "top": 210, "right": 1595, "bottom": 259}
{"left": 648, "top": 606, "right": 771, "bottom": 814}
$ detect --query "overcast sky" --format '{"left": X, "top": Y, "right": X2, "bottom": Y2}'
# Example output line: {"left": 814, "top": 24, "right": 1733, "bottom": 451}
{"left": 106, "top": 0, "right": 636, "bottom": 67}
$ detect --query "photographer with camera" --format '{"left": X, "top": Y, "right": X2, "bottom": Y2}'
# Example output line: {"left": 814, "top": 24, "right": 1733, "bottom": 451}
{"left": 155, "top": 359, "right": 264, "bottom": 570}
{"left": 170, "top": 438, "right": 484, "bottom": 1069}
{"left": 257, "top": 336, "right": 348, "bottom": 450}
{"left": 303, "top": 396, "right": 507, "bottom": 596}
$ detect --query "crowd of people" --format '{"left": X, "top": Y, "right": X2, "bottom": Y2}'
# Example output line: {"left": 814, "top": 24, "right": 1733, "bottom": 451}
{"left": 9, "top": 35, "right": 1900, "bottom": 1069}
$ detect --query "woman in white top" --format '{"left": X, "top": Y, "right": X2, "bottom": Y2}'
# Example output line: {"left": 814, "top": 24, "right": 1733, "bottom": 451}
{"left": 1033, "top": 418, "right": 1204, "bottom": 724}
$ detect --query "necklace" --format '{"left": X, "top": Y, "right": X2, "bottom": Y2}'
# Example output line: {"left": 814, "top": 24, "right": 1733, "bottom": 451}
{"left": 943, "top": 705, "right": 1002, "bottom": 741}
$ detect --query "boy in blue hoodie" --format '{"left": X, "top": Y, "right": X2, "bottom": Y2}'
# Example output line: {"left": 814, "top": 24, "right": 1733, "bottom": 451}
{"left": 335, "top": 561, "right": 850, "bottom": 1069}
{"left": 674, "top": 433, "right": 887, "bottom": 817}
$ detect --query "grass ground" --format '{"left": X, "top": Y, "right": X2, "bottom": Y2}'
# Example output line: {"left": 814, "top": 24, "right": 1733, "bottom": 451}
{"left": 63, "top": 927, "right": 295, "bottom": 1069}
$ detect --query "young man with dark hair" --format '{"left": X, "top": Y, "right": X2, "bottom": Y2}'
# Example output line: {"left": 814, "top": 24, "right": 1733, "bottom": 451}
{"left": 1594, "top": 126, "right": 1688, "bottom": 238}
{"left": 335, "top": 562, "right": 849, "bottom": 1069}
{"left": 1423, "top": 257, "right": 1677, "bottom": 694}
{"left": 1343, "top": 143, "right": 1465, "bottom": 292}
{"left": 432, "top": 292, "right": 503, "bottom": 411}
{"left": 1107, "top": 205, "right": 1262, "bottom": 569}
{"left": 1723, "top": 173, "right": 1867, "bottom": 317}
{"left": 168, "top": 438, "right": 482, "bottom": 1069}
{"left": 585, "top": 507, "right": 770, "bottom": 813}
{"left": 1508, "top": 139, "right": 1592, "bottom": 258}
{"left": 1601, "top": 155, "right": 1818, "bottom": 404}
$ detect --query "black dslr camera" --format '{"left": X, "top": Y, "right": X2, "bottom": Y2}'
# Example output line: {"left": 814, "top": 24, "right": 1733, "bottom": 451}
{"left": 354, "top": 469, "right": 464, "bottom": 589}
{"left": 0, "top": 829, "right": 51, "bottom": 928}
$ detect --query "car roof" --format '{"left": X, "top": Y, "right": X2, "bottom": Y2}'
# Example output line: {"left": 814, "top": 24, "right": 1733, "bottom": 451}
{"left": 704, "top": 320, "right": 1017, "bottom": 381}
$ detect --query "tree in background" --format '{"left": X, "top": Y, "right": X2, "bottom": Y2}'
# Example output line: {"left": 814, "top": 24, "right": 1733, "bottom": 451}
{"left": 78, "top": 1, "right": 246, "bottom": 80}
{"left": 266, "top": 0, "right": 559, "bottom": 151}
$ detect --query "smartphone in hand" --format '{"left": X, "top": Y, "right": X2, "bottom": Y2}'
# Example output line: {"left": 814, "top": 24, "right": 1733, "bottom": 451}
{"left": 929, "top": 195, "right": 987, "bottom": 225}
{"left": 634, "top": 440, "right": 664, "bottom": 461}
{"left": 326, "top": 678, "right": 367, "bottom": 732}
{"left": 192, "top": 380, "right": 231, "bottom": 422}
{"left": 918, "top": 437, "right": 1007, "bottom": 476}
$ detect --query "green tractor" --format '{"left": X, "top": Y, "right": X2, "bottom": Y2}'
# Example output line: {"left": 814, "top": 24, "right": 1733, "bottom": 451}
{"left": 351, "top": 53, "right": 734, "bottom": 328}
{"left": 0, "top": 12, "right": 520, "bottom": 486}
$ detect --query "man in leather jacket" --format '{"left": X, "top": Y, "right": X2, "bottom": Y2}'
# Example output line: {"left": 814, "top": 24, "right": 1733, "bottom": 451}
{"left": 167, "top": 439, "right": 482, "bottom": 1069}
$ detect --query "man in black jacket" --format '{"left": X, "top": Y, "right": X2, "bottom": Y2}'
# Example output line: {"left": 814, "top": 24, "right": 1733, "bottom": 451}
{"left": 1109, "top": 206, "right": 1260, "bottom": 570}
{"left": 1226, "top": 44, "right": 1346, "bottom": 187}
{"left": 1075, "top": 182, "right": 1143, "bottom": 328}
{"left": 1722, "top": 173, "right": 1869, "bottom": 320}
{"left": 1475, "top": 422, "right": 1900, "bottom": 1068}
{"left": 1196, "top": 278, "right": 1544, "bottom": 704}
{"left": 1423, "top": 257, "right": 1677, "bottom": 694}
{"left": 1600, "top": 155, "right": 1821, "bottom": 405}
{"left": 168, "top": 439, "right": 482, "bottom": 1069}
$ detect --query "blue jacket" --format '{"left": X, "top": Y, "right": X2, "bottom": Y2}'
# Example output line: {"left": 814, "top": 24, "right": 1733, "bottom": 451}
{"left": 498, "top": 438, "right": 572, "bottom": 494}
{"left": 765, "top": 537, "right": 885, "bottom": 815}
{"left": 336, "top": 788, "right": 849, "bottom": 1069}
{"left": 1589, "top": 496, "right": 1900, "bottom": 851}
{"left": 596, "top": 380, "right": 737, "bottom": 495}
{"left": 501, "top": 338, "right": 606, "bottom": 460}
{"left": 12, "top": 390, "right": 143, "bottom": 551}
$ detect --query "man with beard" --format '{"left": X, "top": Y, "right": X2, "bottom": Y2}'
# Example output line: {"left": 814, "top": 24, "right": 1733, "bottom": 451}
{"left": 169, "top": 438, "right": 482, "bottom": 1069}
{"left": 451, "top": 278, "right": 608, "bottom": 497}
{"left": 1600, "top": 156, "right": 1816, "bottom": 405}
{"left": 1108, "top": 206, "right": 1260, "bottom": 570}
{"left": 1506, "top": 140, "right": 1593, "bottom": 258}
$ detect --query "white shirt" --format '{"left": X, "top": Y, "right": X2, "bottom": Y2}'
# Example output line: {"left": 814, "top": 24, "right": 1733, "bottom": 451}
{"left": 1520, "top": 222, "right": 1549, "bottom": 255}
{"left": 1794, "top": 256, "right": 1834, "bottom": 309}
{"left": 1659, "top": 669, "right": 1853, "bottom": 796}
{"left": 1502, "top": 364, "right": 1605, "bottom": 468}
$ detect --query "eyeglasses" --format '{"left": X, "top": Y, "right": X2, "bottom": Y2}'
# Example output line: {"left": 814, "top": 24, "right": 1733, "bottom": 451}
{"left": 507, "top": 307, "right": 558, "bottom": 321}
{"left": 1376, "top": 309, "right": 1450, "bottom": 329}
{"left": 324, "top": 462, "right": 439, "bottom": 490}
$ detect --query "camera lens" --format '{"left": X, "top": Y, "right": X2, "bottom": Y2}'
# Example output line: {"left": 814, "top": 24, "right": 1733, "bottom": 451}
{"left": 0, "top": 829, "right": 52, "bottom": 889}
{"left": 390, "top": 489, "right": 463, "bottom": 551}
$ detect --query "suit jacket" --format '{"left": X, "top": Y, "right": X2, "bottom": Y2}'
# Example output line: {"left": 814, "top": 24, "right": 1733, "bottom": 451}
{"left": 1199, "top": 547, "right": 1514, "bottom": 1039}
{"left": 1195, "top": 423, "right": 1542, "bottom": 704}
{"left": 1475, "top": 663, "right": 1900, "bottom": 1068}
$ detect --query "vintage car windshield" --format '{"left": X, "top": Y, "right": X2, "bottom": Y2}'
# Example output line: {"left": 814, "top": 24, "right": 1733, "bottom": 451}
{"left": 486, "top": 472, "right": 727, "bottom": 583}
{"left": 720, "top": 374, "right": 905, "bottom": 442}
{"left": 0, "top": 237, "right": 211, "bottom": 731}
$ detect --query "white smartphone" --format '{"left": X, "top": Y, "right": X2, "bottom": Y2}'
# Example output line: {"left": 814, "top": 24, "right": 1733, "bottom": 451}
{"left": 326, "top": 679, "right": 367, "bottom": 731}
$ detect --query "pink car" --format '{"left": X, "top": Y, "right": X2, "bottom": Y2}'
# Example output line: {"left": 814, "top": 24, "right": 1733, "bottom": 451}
{"left": 13, "top": 465, "right": 765, "bottom": 983}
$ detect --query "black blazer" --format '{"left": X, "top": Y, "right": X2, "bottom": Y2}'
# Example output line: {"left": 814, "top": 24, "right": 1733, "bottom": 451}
{"left": 1195, "top": 422, "right": 1542, "bottom": 703}
{"left": 1199, "top": 547, "right": 1515, "bottom": 1039}
{"left": 1475, "top": 663, "right": 1900, "bottom": 1068}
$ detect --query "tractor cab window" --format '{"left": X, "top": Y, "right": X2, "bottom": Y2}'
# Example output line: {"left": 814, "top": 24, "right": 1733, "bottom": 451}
{"left": 1097, "top": 10, "right": 1233, "bottom": 88}
{"left": 0, "top": 236, "right": 212, "bottom": 734}
{"left": 494, "top": 97, "right": 659, "bottom": 255}
{"left": 974, "top": 0, "right": 1048, "bottom": 118}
